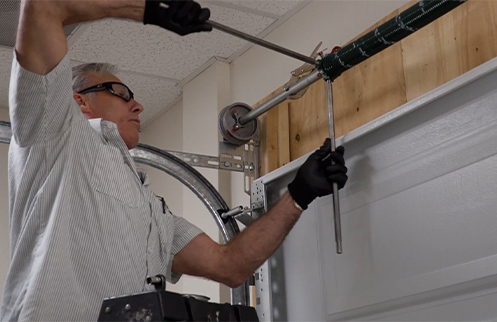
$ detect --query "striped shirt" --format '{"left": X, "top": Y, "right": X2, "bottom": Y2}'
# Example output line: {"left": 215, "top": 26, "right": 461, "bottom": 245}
{"left": 0, "top": 53, "right": 203, "bottom": 321}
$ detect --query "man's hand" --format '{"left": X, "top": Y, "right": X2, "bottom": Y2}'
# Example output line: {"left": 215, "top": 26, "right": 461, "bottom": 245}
{"left": 288, "top": 138, "right": 348, "bottom": 210}
{"left": 143, "top": 0, "right": 212, "bottom": 36}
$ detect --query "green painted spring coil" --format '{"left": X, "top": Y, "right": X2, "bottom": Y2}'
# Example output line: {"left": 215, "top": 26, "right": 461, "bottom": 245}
{"left": 318, "top": 0, "right": 467, "bottom": 81}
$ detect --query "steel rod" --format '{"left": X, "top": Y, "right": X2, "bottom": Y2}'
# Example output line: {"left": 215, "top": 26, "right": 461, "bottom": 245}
{"left": 238, "top": 70, "right": 322, "bottom": 125}
{"left": 325, "top": 81, "right": 342, "bottom": 254}
{"left": 208, "top": 20, "right": 317, "bottom": 66}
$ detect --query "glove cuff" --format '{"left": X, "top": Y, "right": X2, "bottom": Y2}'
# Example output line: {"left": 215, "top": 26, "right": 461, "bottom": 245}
{"left": 287, "top": 181, "right": 314, "bottom": 210}
{"left": 293, "top": 199, "right": 304, "bottom": 212}
{"left": 143, "top": 0, "right": 156, "bottom": 25}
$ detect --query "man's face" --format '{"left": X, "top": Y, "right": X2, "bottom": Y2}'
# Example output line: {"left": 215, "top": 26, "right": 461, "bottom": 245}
{"left": 74, "top": 73, "right": 144, "bottom": 149}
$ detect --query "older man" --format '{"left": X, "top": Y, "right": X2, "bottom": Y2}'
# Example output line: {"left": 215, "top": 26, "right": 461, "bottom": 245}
{"left": 0, "top": 0, "right": 348, "bottom": 320}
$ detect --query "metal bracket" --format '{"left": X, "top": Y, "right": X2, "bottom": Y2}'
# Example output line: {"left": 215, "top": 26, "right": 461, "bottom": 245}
{"left": 164, "top": 137, "right": 259, "bottom": 195}
{"left": 166, "top": 150, "right": 223, "bottom": 170}
{"left": 219, "top": 136, "right": 260, "bottom": 195}
{"left": 283, "top": 42, "right": 323, "bottom": 99}
{"left": 221, "top": 205, "right": 256, "bottom": 227}
{"left": 250, "top": 180, "right": 266, "bottom": 221}
{"left": 217, "top": 172, "right": 266, "bottom": 227}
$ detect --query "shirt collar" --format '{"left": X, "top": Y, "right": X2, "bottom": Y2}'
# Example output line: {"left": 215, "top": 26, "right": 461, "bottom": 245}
{"left": 88, "top": 118, "right": 104, "bottom": 134}
{"left": 88, "top": 118, "right": 119, "bottom": 135}
{"left": 88, "top": 118, "right": 142, "bottom": 182}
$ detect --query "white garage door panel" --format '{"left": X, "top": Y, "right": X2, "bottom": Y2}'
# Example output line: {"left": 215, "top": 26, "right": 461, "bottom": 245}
{"left": 319, "top": 61, "right": 497, "bottom": 318}
{"left": 380, "top": 290, "right": 497, "bottom": 322}
{"left": 254, "top": 56, "right": 497, "bottom": 321}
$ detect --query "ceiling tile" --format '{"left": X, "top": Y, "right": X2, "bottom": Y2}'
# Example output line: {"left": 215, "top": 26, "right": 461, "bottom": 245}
{"left": 206, "top": 4, "right": 276, "bottom": 58}
{"left": 69, "top": 5, "right": 275, "bottom": 79}
{"left": 204, "top": 0, "right": 307, "bottom": 16}
{"left": 0, "top": 46, "right": 178, "bottom": 126}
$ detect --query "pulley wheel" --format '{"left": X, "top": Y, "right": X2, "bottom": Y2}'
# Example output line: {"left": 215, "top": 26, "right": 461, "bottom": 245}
{"left": 219, "top": 102, "right": 258, "bottom": 145}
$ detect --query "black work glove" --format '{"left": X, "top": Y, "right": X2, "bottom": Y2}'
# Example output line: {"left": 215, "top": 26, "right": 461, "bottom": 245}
{"left": 143, "top": 0, "right": 212, "bottom": 36}
{"left": 288, "top": 138, "right": 348, "bottom": 210}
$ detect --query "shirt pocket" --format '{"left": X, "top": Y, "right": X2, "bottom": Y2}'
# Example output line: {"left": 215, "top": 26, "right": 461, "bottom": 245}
{"left": 90, "top": 145, "right": 140, "bottom": 208}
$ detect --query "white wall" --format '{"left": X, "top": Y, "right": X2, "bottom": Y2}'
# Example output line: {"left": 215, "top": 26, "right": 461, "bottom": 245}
{"left": 0, "top": 0, "right": 408, "bottom": 308}
{"left": 180, "top": 61, "right": 231, "bottom": 303}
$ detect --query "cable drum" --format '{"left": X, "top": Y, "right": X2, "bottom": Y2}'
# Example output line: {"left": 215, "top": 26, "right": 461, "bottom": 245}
{"left": 219, "top": 102, "right": 258, "bottom": 146}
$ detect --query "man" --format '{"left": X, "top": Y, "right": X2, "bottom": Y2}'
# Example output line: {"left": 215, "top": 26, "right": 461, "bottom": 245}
{"left": 1, "top": 0, "right": 348, "bottom": 320}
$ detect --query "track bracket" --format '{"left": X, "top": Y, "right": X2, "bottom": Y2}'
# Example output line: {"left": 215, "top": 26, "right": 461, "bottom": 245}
{"left": 165, "top": 138, "right": 259, "bottom": 195}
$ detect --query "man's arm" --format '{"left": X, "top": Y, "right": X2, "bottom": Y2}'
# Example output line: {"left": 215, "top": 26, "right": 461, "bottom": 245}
{"left": 172, "top": 139, "right": 348, "bottom": 288}
{"left": 172, "top": 192, "right": 302, "bottom": 288}
{"left": 16, "top": 0, "right": 145, "bottom": 75}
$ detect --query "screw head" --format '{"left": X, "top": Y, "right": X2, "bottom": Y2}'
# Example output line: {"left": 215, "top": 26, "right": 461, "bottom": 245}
{"left": 125, "top": 304, "right": 131, "bottom": 311}
{"left": 105, "top": 307, "right": 111, "bottom": 314}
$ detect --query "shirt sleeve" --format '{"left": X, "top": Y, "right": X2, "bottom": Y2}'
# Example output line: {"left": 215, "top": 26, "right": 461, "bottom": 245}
{"left": 166, "top": 213, "right": 203, "bottom": 284}
{"left": 9, "top": 52, "right": 79, "bottom": 147}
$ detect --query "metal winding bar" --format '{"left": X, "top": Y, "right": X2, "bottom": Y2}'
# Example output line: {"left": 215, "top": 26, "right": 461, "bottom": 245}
{"left": 208, "top": 20, "right": 317, "bottom": 66}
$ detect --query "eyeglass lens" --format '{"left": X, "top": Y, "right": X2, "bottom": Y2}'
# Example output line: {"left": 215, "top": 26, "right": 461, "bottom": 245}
{"left": 111, "top": 83, "right": 132, "bottom": 101}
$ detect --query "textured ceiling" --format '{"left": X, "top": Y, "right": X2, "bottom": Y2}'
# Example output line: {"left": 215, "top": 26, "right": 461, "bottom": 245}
{"left": 0, "top": 0, "right": 310, "bottom": 127}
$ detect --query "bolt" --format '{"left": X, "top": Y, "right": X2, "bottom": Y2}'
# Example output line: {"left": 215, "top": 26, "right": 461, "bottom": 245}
{"left": 224, "top": 162, "right": 231, "bottom": 168}
{"left": 125, "top": 304, "right": 131, "bottom": 311}
{"left": 105, "top": 307, "right": 111, "bottom": 314}
{"left": 145, "top": 316, "right": 152, "bottom": 322}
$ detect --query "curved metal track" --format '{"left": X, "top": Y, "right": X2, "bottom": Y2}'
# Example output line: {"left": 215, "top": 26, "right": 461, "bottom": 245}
{"left": 0, "top": 121, "right": 249, "bottom": 306}
{"left": 130, "top": 143, "right": 240, "bottom": 241}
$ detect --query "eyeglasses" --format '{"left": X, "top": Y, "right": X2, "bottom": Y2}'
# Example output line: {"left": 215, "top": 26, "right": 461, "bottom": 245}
{"left": 77, "top": 82, "right": 135, "bottom": 102}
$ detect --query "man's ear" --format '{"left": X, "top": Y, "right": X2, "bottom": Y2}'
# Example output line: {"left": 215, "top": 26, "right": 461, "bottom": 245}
{"left": 73, "top": 93, "right": 92, "bottom": 117}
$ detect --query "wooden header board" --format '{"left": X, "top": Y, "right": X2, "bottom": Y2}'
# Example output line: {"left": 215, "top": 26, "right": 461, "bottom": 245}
{"left": 256, "top": 0, "right": 497, "bottom": 176}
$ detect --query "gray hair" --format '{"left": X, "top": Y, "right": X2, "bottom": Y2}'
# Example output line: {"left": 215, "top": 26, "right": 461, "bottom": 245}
{"left": 72, "top": 63, "right": 118, "bottom": 93}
